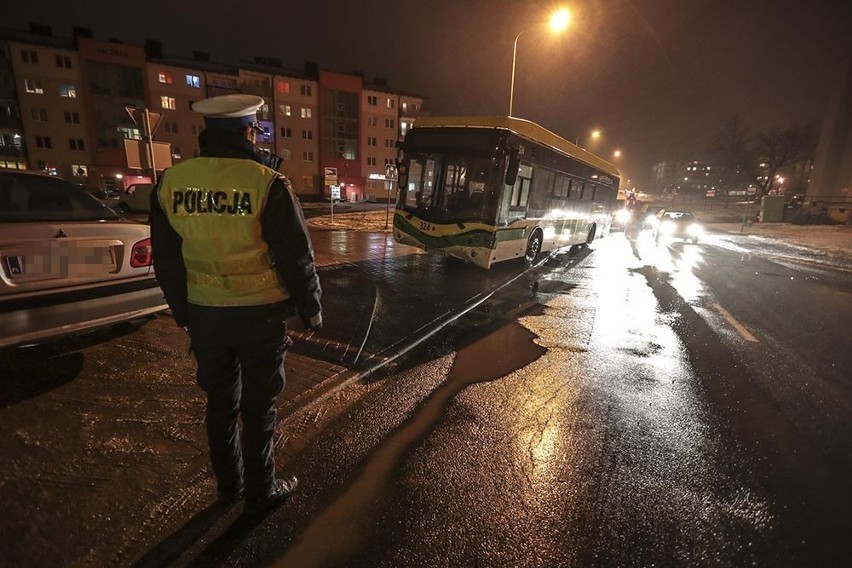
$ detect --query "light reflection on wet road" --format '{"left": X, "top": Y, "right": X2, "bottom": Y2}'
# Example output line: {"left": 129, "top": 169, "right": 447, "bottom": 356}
{"left": 221, "top": 228, "right": 852, "bottom": 567}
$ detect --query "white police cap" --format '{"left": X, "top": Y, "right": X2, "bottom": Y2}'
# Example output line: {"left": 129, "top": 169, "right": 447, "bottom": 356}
{"left": 192, "top": 94, "right": 265, "bottom": 130}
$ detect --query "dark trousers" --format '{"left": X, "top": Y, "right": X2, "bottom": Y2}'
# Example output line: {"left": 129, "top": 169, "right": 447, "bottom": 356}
{"left": 187, "top": 302, "right": 290, "bottom": 502}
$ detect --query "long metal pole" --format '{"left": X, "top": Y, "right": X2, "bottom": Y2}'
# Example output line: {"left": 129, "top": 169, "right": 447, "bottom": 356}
{"left": 143, "top": 108, "right": 157, "bottom": 183}
{"left": 509, "top": 30, "right": 526, "bottom": 116}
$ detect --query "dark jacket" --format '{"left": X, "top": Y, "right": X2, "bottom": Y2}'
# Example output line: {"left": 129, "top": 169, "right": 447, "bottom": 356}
{"left": 150, "top": 129, "right": 321, "bottom": 328}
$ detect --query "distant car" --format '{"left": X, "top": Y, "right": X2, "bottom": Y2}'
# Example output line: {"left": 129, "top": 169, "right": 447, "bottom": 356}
{"left": 81, "top": 184, "right": 120, "bottom": 210}
{"left": 0, "top": 171, "right": 167, "bottom": 348}
{"left": 612, "top": 206, "right": 632, "bottom": 231}
{"left": 116, "top": 183, "right": 154, "bottom": 214}
{"left": 653, "top": 209, "right": 703, "bottom": 243}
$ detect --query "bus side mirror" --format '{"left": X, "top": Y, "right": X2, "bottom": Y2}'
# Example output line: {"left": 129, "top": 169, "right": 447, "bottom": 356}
{"left": 505, "top": 146, "right": 521, "bottom": 186}
{"left": 396, "top": 159, "right": 408, "bottom": 190}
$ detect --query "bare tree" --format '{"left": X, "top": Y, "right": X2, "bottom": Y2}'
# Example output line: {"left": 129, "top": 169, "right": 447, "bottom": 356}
{"left": 751, "top": 125, "right": 817, "bottom": 199}
{"left": 712, "top": 118, "right": 818, "bottom": 200}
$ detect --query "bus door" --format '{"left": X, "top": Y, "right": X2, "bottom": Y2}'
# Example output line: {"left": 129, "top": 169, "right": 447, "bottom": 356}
{"left": 501, "top": 163, "right": 532, "bottom": 225}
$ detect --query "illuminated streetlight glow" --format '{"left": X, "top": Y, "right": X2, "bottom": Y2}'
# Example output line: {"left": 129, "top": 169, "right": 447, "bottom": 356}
{"left": 613, "top": 149, "right": 622, "bottom": 158}
{"left": 550, "top": 9, "right": 570, "bottom": 32}
{"left": 509, "top": 7, "right": 571, "bottom": 116}
{"left": 591, "top": 130, "right": 601, "bottom": 140}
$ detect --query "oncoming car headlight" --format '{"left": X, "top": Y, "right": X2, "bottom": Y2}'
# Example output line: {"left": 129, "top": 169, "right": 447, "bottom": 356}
{"left": 687, "top": 223, "right": 703, "bottom": 236}
{"left": 645, "top": 215, "right": 659, "bottom": 227}
{"left": 660, "top": 221, "right": 676, "bottom": 234}
{"left": 616, "top": 209, "right": 631, "bottom": 223}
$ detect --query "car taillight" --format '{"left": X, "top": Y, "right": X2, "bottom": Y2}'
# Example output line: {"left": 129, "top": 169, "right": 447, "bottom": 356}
{"left": 130, "top": 238, "right": 153, "bottom": 267}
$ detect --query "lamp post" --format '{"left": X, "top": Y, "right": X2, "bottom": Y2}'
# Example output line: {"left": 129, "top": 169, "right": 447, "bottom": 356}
{"left": 508, "top": 8, "right": 570, "bottom": 116}
{"left": 575, "top": 129, "right": 601, "bottom": 146}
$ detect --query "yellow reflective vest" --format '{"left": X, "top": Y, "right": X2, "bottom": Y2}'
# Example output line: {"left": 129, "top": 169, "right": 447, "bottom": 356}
{"left": 158, "top": 157, "right": 290, "bottom": 307}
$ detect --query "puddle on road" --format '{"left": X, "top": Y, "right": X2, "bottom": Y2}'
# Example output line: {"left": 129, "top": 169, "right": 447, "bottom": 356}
{"left": 274, "top": 321, "right": 546, "bottom": 565}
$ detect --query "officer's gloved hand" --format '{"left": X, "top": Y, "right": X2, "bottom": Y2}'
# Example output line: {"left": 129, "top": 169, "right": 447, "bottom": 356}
{"left": 301, "top": 311, "right": 323, "bottom": 332}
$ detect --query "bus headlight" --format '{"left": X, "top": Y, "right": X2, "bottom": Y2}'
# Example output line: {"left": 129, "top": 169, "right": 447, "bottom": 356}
{"left": 616, "top": 209, "right": 631, "bottom": 223}
{"left": 660, "top": 221, "right": 676, "bottom": 234}
{"left": 645, "top": 215, "right": 659, "bottom": 227}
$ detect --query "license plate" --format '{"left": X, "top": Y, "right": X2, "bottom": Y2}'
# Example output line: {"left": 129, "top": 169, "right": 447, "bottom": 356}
{"left": 5, "top": 244, "right": 114, "bottom": 279}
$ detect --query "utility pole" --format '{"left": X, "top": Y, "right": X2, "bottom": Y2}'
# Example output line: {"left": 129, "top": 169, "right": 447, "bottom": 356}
{"left": 142, "top": 108, "right": 157, "bottom": 184}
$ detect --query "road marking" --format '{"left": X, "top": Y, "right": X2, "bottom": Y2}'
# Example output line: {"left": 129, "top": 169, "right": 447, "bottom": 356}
{"left": 713, "top": 302, "right": 759, "bottom": 343}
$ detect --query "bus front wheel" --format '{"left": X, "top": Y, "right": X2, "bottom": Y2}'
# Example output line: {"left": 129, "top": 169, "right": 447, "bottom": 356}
{"left": 525, "top": 230, "right": 543, "bottom": 264}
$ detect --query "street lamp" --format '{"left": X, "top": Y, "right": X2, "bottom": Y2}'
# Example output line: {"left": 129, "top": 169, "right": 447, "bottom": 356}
{"left": 613, "top": 149, "right": 622, "bottom": 158}
{"left": 509, "top": 8, "right": 570, "bottom": 116}
{"left": 575, "top": 129, "right": 602, "bottom": 146}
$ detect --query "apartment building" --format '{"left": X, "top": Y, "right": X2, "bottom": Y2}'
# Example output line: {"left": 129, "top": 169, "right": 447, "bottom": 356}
{"left": 362, "top": 81, "right": 400, "bottom": 202}
{"left": 0, "top": 24, "right": 425, "bottom": 200}
{"left": 5, "top": 28, "right": 90, "bottom": 180}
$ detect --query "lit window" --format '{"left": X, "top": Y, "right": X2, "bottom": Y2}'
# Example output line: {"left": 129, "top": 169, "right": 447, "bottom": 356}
{"left": 301, "top": 107, "right": 312, "bottom": 119}
{"left": 161, "top": 96, "right": 177, "bottom": 110}
{"left": 59, "top": 84, "right": 77, "bottom": 98}
{"left": 278, "top": 80, "right": 290, "bottom": 94}
{"left": 158, "top": 71, "right": 173, "bottom": 84}
{"left": 386, "top": 98, "right": 394, "bottom": 108}
{"left": 185, "top": 74, "right": 201, "bottom": 88}
{"left": 280, "top": 104, "right": 291, "bottom": 116}
{"left": 24, "top": 79, "right": 44, "bottom": 94}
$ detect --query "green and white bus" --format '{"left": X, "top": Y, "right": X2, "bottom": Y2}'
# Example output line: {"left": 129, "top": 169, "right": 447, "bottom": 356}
{"left": 393, "top": 116, "right": 621, "bottom": 269}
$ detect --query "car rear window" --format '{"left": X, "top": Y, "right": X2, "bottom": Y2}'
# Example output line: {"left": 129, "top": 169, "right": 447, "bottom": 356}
{"left": 664, "top": 212, "right": 695, "bottom": 221}
{"left": 0, "top": 173, "right": 120, "bottom": 222}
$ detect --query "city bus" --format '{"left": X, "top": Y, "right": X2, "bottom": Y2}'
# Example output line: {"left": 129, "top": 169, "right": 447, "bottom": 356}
{"left": 392, "top": 116, "right": 621, "bottom": 269}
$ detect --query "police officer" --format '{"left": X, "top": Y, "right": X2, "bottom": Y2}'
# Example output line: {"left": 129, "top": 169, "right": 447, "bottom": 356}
{"left": 150, "top": 94, "right": 322, "bottom": 515}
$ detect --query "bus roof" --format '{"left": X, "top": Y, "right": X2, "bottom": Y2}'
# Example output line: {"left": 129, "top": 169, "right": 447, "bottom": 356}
{"left": 410, "top": 116, "right": 620, "bottom": 179}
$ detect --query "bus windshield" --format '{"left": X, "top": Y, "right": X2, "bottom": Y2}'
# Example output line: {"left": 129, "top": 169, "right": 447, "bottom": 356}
{"left": 400, "top": 153, "right": 501, "bottom": 223}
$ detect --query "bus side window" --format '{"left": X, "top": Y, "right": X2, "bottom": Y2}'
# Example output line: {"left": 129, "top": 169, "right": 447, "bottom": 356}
{"left": 553, "top": 175, "right": 569, "bottom": 198}
{"left": 509, "top": 164, "right": 532, "bottom": 208}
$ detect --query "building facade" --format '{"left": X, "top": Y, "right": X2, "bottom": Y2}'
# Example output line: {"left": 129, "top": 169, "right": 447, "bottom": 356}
{"left": 0, "top": 24, "right": 425, "bottom": 200}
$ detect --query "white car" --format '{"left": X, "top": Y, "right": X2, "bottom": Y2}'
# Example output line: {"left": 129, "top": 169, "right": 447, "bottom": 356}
{"left": 0, "top": 171, "right": 167, "bottom": 348}
{"left": 653, "top": 209, "right": 703, "bottom": 244}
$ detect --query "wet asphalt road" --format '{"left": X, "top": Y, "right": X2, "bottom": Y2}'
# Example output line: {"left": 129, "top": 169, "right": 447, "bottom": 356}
{"left": 1, "top": 225, "right": 851, "bottom": 566}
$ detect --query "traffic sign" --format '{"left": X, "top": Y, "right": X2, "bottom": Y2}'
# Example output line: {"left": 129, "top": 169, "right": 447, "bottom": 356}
{"left": 330, "top": 185, "right": 341, "bottom": 200}
{"left": 324, "top": 167, "right": 338, "bottom": 186}
{"left": 125, "top": 107, "right": 163, "bottom": 136}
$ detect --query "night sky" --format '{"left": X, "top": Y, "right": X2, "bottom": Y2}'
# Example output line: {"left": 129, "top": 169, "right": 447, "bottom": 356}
{"left": 6, "top": 0, "right": 852, "bottom": 187}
